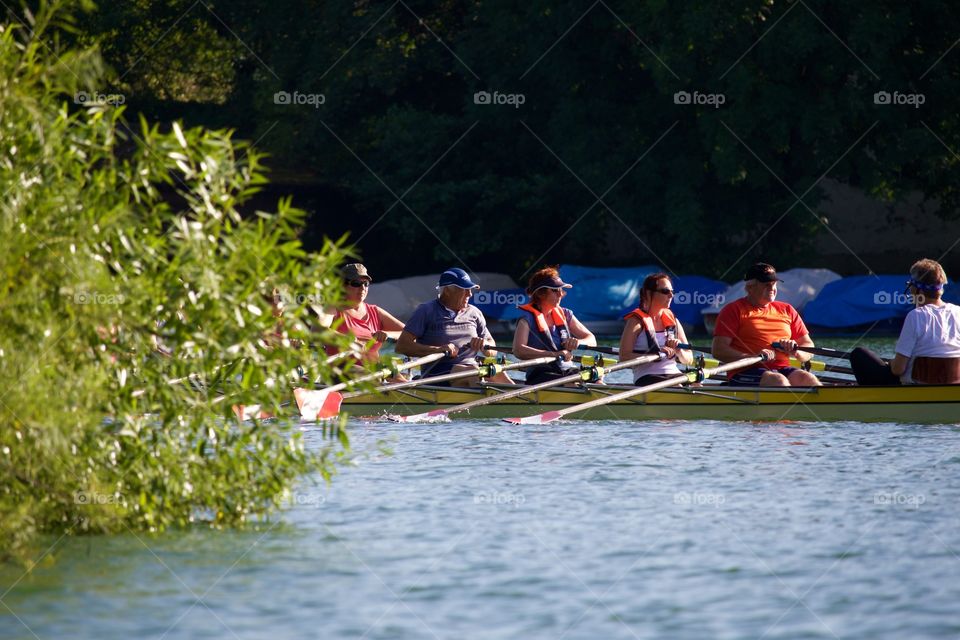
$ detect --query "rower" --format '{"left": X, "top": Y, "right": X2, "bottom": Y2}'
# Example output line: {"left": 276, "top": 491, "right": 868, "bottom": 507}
{"left": 511, "top": 266, "right": 597, "bottom": 384}
{"left": 712, "top": 262, "right": 821, "bottom": 387}
{"left": 316, "top": 263, "right": 407, "bottom": 379}
{"left": 395, "top": 267, "right": 514, "bottom": 387}
{"left": 618, "top": 272, "right": 695, "bottom": 386}
{"left": 850, "top": 258, "right": 960, "bottom": 385}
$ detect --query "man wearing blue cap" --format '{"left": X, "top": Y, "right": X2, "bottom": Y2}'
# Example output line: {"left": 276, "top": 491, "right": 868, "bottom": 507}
{"left": 396, "top": 268, "right": 514, "bottom": 386}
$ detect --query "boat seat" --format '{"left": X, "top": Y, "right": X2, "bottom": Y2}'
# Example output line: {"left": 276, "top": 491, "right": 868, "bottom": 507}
{"left": 912, "top": 357, "right": 960, "bottom": 384}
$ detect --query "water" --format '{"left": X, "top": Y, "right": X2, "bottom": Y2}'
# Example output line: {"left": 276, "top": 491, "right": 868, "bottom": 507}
{"left": 4, "top": 418, "right": 960, "bottom": 640}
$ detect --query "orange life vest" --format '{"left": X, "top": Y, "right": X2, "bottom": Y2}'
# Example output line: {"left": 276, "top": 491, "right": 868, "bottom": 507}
{"left": 623, "top": 308, "right": 676, "bottom": 334}
{"left": 623, "top": 308, "right": 677, "bottom": 354}
{"left": 518, "top": 303, "right": 568, "bottom": 335}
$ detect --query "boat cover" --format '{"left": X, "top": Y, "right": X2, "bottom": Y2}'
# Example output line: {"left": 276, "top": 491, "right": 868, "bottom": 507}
{"left": 803, "top": 274, "right": 960, "bottom": 328}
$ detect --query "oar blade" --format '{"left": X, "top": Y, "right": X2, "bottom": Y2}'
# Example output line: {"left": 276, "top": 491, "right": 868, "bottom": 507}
{"left": 503, "top": 410, "right": 562, "bottom": 425}
{"left": 294, "top": 387, "right": 344, "bottom": 421}
{"left": 232, "top": 404, "right": 275, "bottom": 421}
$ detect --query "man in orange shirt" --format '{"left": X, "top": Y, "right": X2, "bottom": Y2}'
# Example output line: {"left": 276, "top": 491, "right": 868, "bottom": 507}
{"left": 712, "top": 263, "right": 821, "bottom": 387}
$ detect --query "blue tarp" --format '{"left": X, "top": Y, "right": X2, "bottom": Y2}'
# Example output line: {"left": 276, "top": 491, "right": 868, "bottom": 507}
{"left": 473, "top": 265, "right": 727, "bottom": 330}
{"left": 803, "top": 275, "right": 960, "bottom": 328}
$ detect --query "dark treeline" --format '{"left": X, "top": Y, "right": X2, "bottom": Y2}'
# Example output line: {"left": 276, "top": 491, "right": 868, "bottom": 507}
{"left": 67, "top": 1, "right": 960, "bottom": 279}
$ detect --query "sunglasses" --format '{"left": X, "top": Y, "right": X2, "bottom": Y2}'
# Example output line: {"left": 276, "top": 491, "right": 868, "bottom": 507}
{"left": 653, "top": 287, "right": 674, "bottom": 296}
{"left": 346, "top": 279, "right": 369, "bottom": 288}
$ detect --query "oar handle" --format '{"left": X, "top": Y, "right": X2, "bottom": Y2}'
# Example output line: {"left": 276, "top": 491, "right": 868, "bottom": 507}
{"left": 772, "top": 342, "right": 852, "bottom": 360}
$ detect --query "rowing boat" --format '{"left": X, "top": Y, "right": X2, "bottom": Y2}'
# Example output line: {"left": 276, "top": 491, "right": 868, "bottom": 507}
{"left": 340, "top": 383, "right": 960, "bottom": 423}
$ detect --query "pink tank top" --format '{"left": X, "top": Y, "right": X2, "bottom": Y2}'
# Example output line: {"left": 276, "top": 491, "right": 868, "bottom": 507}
{"left": 325, "top": 304, "right": 384, "bottom": 361}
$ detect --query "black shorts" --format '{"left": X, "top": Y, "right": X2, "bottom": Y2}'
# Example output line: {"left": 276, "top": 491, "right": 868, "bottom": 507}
{"left": 728, "top": 366, "right": 798, "bottom": 386}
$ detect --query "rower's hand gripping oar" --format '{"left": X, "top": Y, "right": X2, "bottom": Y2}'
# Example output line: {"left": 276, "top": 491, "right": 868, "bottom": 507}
{"left": 504, "top": 355, "right": 765, "bottom": 425}
{"left": 391, "top": 353, "right": 664, "bottom": 423}
{"left": 295, "top": 351, "right": 448, "bottom": 420}
{"left": 771, "top": 342, "right": 852, "bottom": 360}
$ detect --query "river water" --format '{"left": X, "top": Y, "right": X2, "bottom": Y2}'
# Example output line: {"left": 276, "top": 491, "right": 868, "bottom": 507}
{"left": 3, "top": 419, "right": 960, "bottom": 639}
{"left": 3, "top": 340, "right": 960, "bottom": 639}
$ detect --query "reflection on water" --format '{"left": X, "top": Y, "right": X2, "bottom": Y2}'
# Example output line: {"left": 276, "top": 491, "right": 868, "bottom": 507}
{"left": 3, "top": 417, "right": 960, "bottom": 640}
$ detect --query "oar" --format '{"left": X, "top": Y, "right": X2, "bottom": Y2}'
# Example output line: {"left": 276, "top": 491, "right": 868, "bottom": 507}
{"left": 295, "top": 351, "right": 447, "bottom": 420}
{"left": 772, "top": 342, "right": 852, "bottom": 360}
{"left": 391, "top": 353, "right": 664, "bottom": 423}
{"left": 488, "top": 344, "right": 617, "bottom": 367}
{"left": 681, "top": 343, "right": 838, "bottom": 374}
{"left": 691, "top": 355, "right": 852, "bottom": 376}
{"left": 487, "top": 343, "right": 620, "bottom": 357}
{"left": 342, "top": 356, "right": 557, "bottom": 398}
{"left": 504, "top": 356, "right": 764, "bottom": 425}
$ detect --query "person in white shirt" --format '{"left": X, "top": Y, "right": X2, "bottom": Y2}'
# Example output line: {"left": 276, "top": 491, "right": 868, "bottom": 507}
{"left": 850, "top": 258, "right": 960, "bottom": 384}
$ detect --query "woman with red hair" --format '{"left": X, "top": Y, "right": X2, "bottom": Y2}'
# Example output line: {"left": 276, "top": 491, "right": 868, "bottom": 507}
{"left": 512, "top": 266, "right": 597, "bottom": 384}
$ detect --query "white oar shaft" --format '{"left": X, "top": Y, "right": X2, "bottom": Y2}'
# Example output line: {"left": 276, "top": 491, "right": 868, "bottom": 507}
{"left": 348, "top": 356, "right": 556, "bottom": 397}
{"left": 321, "top": 351, "right": 447, "bottom": 393}
{"left": 548, "top": 356, "right": 763, "bottom": 420}
{"left": 441, "top": 354, "right": 663, "bottom": 415}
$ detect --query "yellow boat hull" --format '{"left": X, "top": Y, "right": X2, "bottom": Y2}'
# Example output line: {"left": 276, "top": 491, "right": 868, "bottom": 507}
{"left": 342, "top": 383, "right": 960, "bottom": 423}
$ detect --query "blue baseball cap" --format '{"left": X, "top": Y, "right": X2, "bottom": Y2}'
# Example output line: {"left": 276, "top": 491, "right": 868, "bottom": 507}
{"left": 437, "top": 267, "right": 479, "bottom": 290}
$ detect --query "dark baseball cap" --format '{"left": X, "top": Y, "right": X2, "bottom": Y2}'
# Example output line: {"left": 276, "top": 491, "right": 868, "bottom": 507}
{"left": 744, "top": 262, "right": 783, "bottom": 283}
{"left": 340, "top": 263, "right": 371, "bottom": 282}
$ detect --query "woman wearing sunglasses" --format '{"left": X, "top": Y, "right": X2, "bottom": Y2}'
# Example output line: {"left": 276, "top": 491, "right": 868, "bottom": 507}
{"left": 512, "top": 266, "right": 597, "bottom": 384}
{"left": 321, "top": 263, "right": 405, "bottom": 364}
{"left": 619, "top": 272, "right": 694, "bottom": 386}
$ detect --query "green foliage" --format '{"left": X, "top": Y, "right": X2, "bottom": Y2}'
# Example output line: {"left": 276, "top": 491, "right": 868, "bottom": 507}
{"left": 73, "top": 1, "right": 960, "bottom": 274}
{"left": 0, "top": 2, "right": 356, "bottom": 564}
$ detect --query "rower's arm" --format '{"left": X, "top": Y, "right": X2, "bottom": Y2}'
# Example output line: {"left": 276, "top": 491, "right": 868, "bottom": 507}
{"left": 376, "top": 307, "right": 406, "bottom": 340}
{"left": 618, "top": 318, "right": 643, "bottom": 361}
{"left": 793, "top": 334, "right": 816, "bottom": 364}
{"left": 673, "top": 322, "right": 694, "bottom": 366}
{"left": 512, "top": 319, "right": 562, "bottom": 360}
{"left": 890, "top": 353, "right": 909, "bottom": 376}
{"left": 568, "top": 315, "right": 597, "bottom": 347}
{"left": 712, "top": 335, "right": 760, "bottom": 362}
{"left": 396, "top": 330, "right": 451, "bottom": 357}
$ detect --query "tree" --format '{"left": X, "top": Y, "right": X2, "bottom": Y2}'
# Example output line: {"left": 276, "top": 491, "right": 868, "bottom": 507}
{"left": 0, "top": 1, "right": 356, "bottom": 563}
{"left": 73, "top": 1, "right": 960, "bottom": 277}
